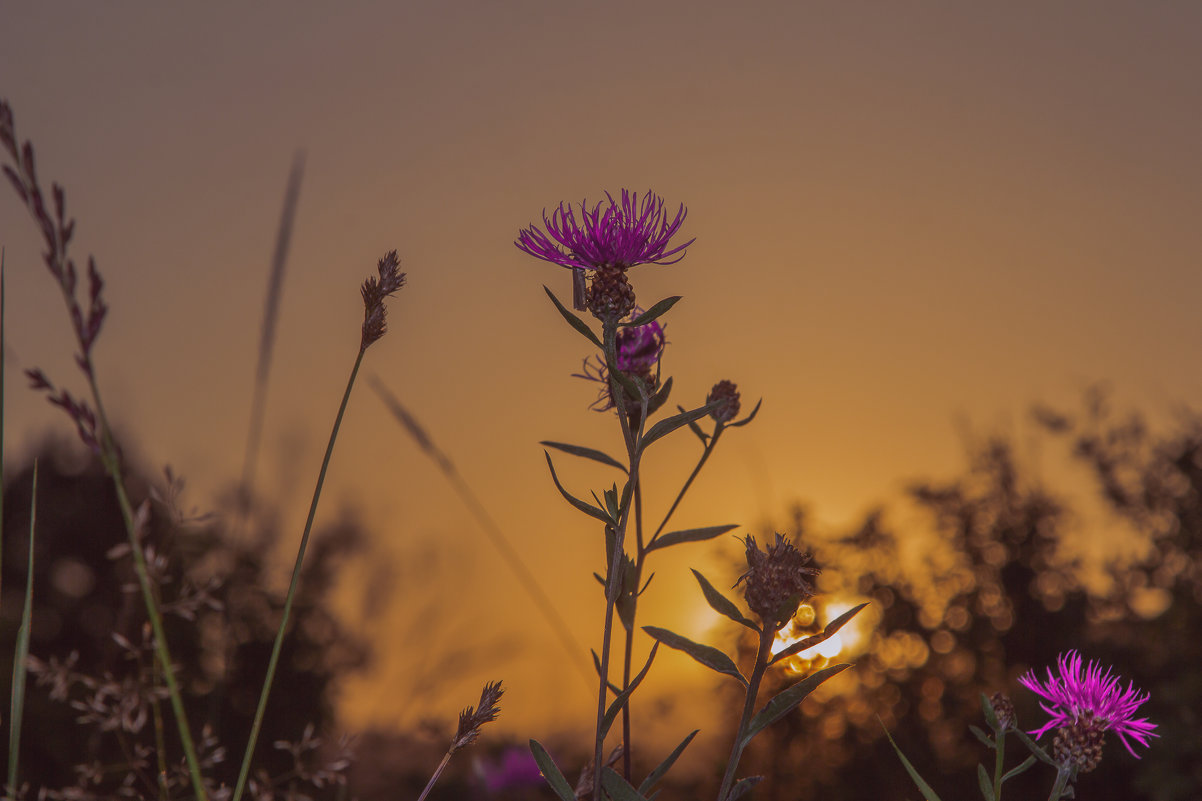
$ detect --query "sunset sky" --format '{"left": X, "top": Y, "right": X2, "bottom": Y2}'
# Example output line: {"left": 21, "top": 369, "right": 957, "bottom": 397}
{"left": 3, "top": 1, "right": 1201, "bottom": 756}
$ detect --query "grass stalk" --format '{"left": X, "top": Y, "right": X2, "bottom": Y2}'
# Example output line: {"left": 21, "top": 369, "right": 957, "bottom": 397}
{"left": 7, "top": 460, "right": 36, "bottom": 792}
{"left": 232, "top": 345, "right": 367, "bottom": 801}
{"left": 86, "top": 376, "right": 210, "bottom": 799}
{"left": 1, "top": 250, "right": 5, "bottom": 605}
{"left": 239, "top": 153, "right": 305, "bottom": 517}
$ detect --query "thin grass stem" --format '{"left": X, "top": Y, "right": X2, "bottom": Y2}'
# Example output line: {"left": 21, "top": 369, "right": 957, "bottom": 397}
{"left": 239, "top": 153, "right": 305, "bottom": 520}
{"left": 86, "top": 375, "right": 209, "bottom": 798}
{"left": 415, "top": 750, "right": 454, "bottom": 801}
{"left": 232, "top": 345, "right": 367, "bottom": 801}
{"left": 1, "top": 251, "right": 6, "bottom": 606}
{"left": 369, "top": 376, "right": 593, "bottom": 691}
{"left": 7, "top": 459, "right": 36, "bottom": 791}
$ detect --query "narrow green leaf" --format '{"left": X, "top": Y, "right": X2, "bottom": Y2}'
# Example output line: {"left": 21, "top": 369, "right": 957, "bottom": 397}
{"left": 8, "top": 460, "right": 36, "bottom": 790}
{"left": 647, "top": 524, "right": 739, "bottom": 553}
{"left": 529, "top": 739, "right": 578, "bottom": 801}
{"left": 742, "top": 663, "right": 851, "bottom": 746}
{"left": 602, "top": 484, "right": 621, "bottom": 520}
{"left": 727, "top": 776, "right": 763, "bottom": 801}
{"left": 540, "top": 441, "right": 628, "bottom": 472}
{"left": 590, "top": 650, "right": 621, "bottom": 694}
{"left": 978, "top": 764, "right": 996, "bottom": 801}
{"left": 678, "top": 404, "right": 710, "bottom": 444}
{"left": 1012, "top": 729, "right": 1057, "bottom": 767}
{"left": 969, "top": 724, "right": 996, "bottom": 750}
{"left": 544, "top": 285, "right": 602, "bottom": 348}
{"left": 640, "top": 401, "right": 723, "bottom": 452}
{"left": 726, "top": 398, "right": 762, "bottom": 428}
{"left": 638, "top": 730, "right": 698, "bottom": 795}
{"left": 1001, "top": 755, "right": 1038, "bottom": 782}
{"left": 544, "top": 451, "right": 612, "bottom": 524}
{"left": 648, "top": 375, "right": 673, "bottom": 414}
{"left": 621, "top": 296, "right": 681, "bottom": 328}
{"left": 600, "top": 643, "right": 659, "bottom": 740}
{"left": 642, "top": 626, "right": 746, "bottom": 686}
{"left": 690, "top": 569, "right": 758, "bottom": 630}
{"left": 769, "top": 603, "right": 868, "bottom": 665}
{"left": 601, "top": 767, "right": 649, "bottom": 801}
{"left": 879, "top": 719, "right": 945, "bottom": 801}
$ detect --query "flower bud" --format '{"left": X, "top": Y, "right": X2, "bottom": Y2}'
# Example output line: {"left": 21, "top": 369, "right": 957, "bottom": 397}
{"left": 707, "top": 380, "right": 741, "bottom": 423}
{"left": 737, "top": 533, "right": 819, "bottom": 629}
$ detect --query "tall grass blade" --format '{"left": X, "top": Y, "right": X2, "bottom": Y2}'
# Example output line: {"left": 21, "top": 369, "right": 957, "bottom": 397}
{"left": 1, "top": 250, "right": 5, "bottom": 604}
{"left": 880, "top": 717, "right": 945, "bottom": 801}
{"left": 232, "top": 347, "right": 365, "bottom": 801}
{"left": 371, "top": 376, "right": 593, "bottom": 689}
{"left": 239, "top": 152, "right": 305, "bottom": 513}
{"left": 7, "top": 459, "right": 36, "bottom": 790}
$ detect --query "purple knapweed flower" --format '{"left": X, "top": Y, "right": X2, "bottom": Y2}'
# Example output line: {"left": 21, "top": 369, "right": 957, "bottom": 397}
{"left": 1019, "top": 650, "right": 1158, "bottom": 759}
{"left": 516, "top": 190, "right": 693, "bottom": 272}
{"left": 616, "top": 316, "right": 666, "bottom": 373}
{"left": 475, "top": 746, "right": 545, "bottom": 794}
{"left": 573, "top": 309, "right": 666, "bottom": 412}
{"left": 516, "top": 190, "right": 693, "bottom": 309}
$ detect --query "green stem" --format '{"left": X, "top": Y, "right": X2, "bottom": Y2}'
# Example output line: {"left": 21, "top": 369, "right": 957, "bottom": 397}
{"left": 716, "top": 627, "right": 773, "bottom": 801}
{"left": 592, "top": 321, "right": 645, "bottom": 801}
{"left": 620, "top": 480, "right": 644, "bottom": 781}
{"left": 648, "top": 425, "right": 722, "bottom": 547}
{"left": 993, "top": 730, "right": 1005, "bottom": 801}
{"left": 231, "top": 346, "right": 367, "bottom": 801}
{"left": 1047, "top": 766, "right": 1071, "bottom": 801}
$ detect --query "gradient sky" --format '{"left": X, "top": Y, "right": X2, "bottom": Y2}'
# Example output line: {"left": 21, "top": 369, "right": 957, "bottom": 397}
{"left": 3, "top": 1, "right": 1201, "bottom": 754}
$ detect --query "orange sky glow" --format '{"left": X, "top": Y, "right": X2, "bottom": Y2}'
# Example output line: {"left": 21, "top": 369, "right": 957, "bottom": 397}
{"left": 3, "top": 1, "right": 1201, "bottom": 763}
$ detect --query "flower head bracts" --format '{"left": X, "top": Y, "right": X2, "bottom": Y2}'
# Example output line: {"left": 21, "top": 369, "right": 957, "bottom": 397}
{"left": 736, "top": 533, "right": 820, "bottom": 630}
{"left": 516, "top": 190, "right": 693, "bottom": 274}
{"left": 1019, "top": 650, "right": 1158, "bottom": 759}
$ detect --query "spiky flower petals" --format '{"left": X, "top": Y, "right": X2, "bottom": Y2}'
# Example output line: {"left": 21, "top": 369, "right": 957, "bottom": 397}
{"left": 451, "top": 680, "right": 504, "bottom": 753}
{"left": 737, "top": 534, "right": 820, "bottom": 630}
{"left": 516, "top": 190, "right": 693, "bottom": 274}
{"left": 360, "top": 250, "right": 407, "bottom": 350}
{"left": 707, "top": 380, "right": 741, "bottom": 423}
{"left": 1019, "top": 650, "right": 1157, "bottom": 761}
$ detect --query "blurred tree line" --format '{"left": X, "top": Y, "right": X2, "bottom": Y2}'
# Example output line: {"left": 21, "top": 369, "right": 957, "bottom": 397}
{"left": 728, "top": 388, "right": 1201, "bottom": 801}
{"left": 4, "top": 386, "right": 1200, "bottom": 800}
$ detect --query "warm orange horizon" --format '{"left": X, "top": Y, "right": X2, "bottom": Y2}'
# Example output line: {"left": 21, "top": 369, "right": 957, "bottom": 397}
{"left": 3, "top": 1, "right": 1201, "bottom": 754}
